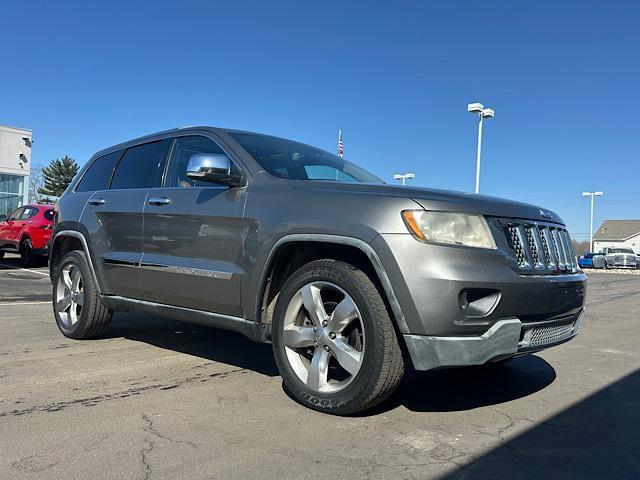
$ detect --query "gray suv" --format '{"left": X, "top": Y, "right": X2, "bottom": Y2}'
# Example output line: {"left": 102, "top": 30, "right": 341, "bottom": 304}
{"left": 50, "top": 127, "right": 586, "bottom": 414}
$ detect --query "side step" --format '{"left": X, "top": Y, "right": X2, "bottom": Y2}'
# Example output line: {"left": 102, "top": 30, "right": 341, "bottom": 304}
{"left": 100, "top": 295, "right": 273, "bottom": 343}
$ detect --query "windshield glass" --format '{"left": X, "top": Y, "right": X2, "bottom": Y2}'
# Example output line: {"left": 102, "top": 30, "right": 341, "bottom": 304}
{"left": 609, "top": 248, "right": 634, "bottom": 254}
{"left": 228, "top": 131, "right": 384, "bottom": 184}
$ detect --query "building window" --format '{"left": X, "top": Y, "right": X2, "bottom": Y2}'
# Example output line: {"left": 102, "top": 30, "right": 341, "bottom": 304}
{"left": 0, "top": 173, "right": 24, "bottom": 216}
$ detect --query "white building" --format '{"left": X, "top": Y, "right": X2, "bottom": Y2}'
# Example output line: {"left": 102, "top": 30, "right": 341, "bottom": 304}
{"left": 593, "top": 220, "right": 640, "bottom": 254}
{"left": 0, "top": 125, "right": 32, "bottom": 216}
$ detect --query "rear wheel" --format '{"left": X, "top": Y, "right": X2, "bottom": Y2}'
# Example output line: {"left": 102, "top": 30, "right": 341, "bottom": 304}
{"left": 272, "top": 259, "right": 404, "bottom": 415}
{"left": 19, "top": 239, "right": 34, "bottom": 267}
{"left": 53, "top": 250, "right": 112, "bottom": 339}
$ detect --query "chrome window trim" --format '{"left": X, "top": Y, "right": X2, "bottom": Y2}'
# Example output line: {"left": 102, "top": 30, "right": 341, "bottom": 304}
{"left": 137, "top": 262, "right": 234, "bottom": 280}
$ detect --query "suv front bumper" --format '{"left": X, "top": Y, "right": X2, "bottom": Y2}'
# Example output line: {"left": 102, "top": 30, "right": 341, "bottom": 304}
{"left": 403, "top": 309, "right": 584, "bottom": 370}
{"left": 371, "top": 233, "right": 586, "bottom": 370}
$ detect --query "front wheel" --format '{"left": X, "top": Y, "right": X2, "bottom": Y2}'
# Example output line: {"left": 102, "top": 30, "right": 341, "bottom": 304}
{"left": 272, "top": 259, "right": 404, "bottom": 415}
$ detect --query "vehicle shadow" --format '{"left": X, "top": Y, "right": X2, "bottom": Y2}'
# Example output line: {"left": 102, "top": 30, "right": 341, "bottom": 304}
{"left": 107, "top": 312, "right": 556, "bottom": 411}
{"left": 0, "top": 253, "right": 48, "bottom": 269}
{"left": 381, "top": 354, "right": 556, "bottom": 413}
{"left": 301, "top": 354, "right": 557, "bottom": 417}
{"left": 105, "top": 312, "right": 280, "bottom": 377}
{"left": 438, "top": 368, "right": 640, "bottom": 479}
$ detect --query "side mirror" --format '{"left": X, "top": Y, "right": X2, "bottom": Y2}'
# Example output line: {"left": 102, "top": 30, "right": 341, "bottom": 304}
{"left": 186, "top": 154, "right": 245, "bottom": 187}
{"left": 0, "top": 214, "right": 6, "bottom": 222}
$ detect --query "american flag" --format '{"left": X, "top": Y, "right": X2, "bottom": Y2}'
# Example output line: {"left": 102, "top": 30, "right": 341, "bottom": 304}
{"left": 338, "top": 128, "right": 343, "bottom": 158}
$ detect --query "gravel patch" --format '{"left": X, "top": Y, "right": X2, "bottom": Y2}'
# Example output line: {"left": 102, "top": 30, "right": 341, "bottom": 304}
{"left": 584, "top": 268, "right": 640, "bottom": 275}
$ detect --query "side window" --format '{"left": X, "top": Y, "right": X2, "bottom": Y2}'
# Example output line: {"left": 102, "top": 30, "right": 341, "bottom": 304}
{"left": 19, "top": 207, "right": 39, "bottom": 220}
{"left": 8, "top": 208, "right": 24, "bottom": 221}
{"left": 43, "top": 209, "right": 55, "bottom": 222}
{"left": 164, "top": 136, "right": 237, "bottom": 188}
{"left": 76, "top": 150, "right": 123, "bottom": 192}
{"left": 111, "top": 140, "right": 171, "bottom": 190}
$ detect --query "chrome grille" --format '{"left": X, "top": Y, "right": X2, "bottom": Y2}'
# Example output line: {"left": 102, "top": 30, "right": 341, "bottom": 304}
{"left": 508, "top": 225, "right": 527, "bottom": 268}
{"left": 525, "top": 227, "right": 541, "bottom": 266}
{"left": 538, "top": 227, "right": 556, "bottom": 269}
{"left": 520, "top": 316, "right": 577, "bottom": 348}
{"left": 501, "top": 220, "right": 578, "bottom": 274}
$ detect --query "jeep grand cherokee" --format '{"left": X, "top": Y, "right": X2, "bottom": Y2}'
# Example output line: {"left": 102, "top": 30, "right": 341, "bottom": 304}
{"left": 50, "top": 127, "right": 586, "bottom": 414}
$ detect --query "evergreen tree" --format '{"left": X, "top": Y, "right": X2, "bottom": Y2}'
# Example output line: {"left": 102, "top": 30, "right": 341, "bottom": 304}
{"left": 38, "top": 156, "right": 79, "bottom": 198}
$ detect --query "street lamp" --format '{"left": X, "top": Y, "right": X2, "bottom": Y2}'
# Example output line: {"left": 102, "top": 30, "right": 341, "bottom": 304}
{"left": 467, "top": 102, "right": 495, "bottom": 194}
{"left": 582, "top": 191, "right": 604, "bottom": 252}
{"left": 393, "top": 172, "right": 415, "bottom": 186}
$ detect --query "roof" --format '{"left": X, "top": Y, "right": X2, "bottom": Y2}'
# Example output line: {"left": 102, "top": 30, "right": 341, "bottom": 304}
{"left": 593, "top": 220, "right": 640, "bottom": 241}
{"left": 0, "top": 124, "right": 32, "bottom": 134}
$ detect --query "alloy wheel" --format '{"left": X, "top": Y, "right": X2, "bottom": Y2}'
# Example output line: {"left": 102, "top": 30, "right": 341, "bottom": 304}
{"left": 282, "top": 281, "right": 365, "bottom": 393}
{"left": 56, "top": 263, "right": 85, "bottom": 327}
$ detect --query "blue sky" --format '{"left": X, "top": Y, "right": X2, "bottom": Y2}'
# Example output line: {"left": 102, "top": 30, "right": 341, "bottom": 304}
{"left": 2, "top": 1, "right": 639, "bottom": 239}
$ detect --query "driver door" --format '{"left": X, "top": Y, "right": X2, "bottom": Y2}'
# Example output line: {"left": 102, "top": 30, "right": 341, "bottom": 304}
{"left": 1, "top": 207, "right": 25, "bottom": 247}
{"left": 140, "top": 134, "right": 248, "bottom": 316}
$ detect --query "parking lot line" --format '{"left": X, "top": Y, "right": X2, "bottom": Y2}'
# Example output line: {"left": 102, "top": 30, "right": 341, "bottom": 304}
{"left": 0, "top": 262, "right": 50, "bottom": 276}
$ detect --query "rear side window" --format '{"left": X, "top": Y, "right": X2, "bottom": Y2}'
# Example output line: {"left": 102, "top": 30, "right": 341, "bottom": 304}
{"left": 111, "top": 140, "right": 171, "bottom": 190}
{"left": 43, "top": 209, "right": 55, "bottom": 222}
{"left": 76, "top": 150, "right": 123, "bottom": 192}
{"left": 19, "top": 207, "right": 39, "bottom": 220}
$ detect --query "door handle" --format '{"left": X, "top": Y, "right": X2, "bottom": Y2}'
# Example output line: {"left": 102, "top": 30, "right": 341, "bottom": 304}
{"left": 147, "top": 197, "right": 171, "bottom": 206}
{"left": 89, "top": 198, "right": 106, "bottom": 206}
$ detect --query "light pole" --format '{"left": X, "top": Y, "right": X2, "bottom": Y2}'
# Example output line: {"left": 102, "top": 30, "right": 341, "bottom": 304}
{"left": 582, "top": 191, "right": 604, "bottom": 252}
{"left": 393, "top": 172, "right": 415, "bottom": 186}
{"left": 467, "top": 103, "right": 495, "bottom": 194}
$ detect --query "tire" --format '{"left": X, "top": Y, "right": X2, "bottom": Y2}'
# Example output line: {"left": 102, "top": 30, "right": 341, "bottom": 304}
{"left": 272, "top": 259, "right": 404, "bottom": 415}
{"left": 20, "top": 239, "right": 34, "bottom": 267}
{"left": 52, "top": 250, "right": 112, "bottom": 339}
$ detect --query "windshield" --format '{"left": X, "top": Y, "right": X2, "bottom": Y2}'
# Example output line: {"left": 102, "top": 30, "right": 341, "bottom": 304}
{"left": 228, "top": 131, "right": 384, "bottom": 184}
{"left": 609, "top": 248, "right": 634, "bottom": 254}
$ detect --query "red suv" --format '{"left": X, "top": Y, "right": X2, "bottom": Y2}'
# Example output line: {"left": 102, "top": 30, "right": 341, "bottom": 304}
{"left": 0, "top": 204, "right": 55, "bottom": 266}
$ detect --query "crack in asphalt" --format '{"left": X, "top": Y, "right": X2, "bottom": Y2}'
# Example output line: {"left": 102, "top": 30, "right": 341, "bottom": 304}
{"left": 142, "top": 413, "right": 199, "bottom": 449}
{"left": 140, "top": 436, "right": 154, "bottom": 480}
{"left": 138, "top": 413, "right": 200, "bottom": 479}
{"left": 373, "top": 423, "right": 477, "bottom": 478}
{"left": 0, "top": 367, "right": 248, "bottom": 418}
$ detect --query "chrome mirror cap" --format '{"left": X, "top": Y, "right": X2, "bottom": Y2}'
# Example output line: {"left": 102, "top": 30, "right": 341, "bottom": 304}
{"left": 186, "top": 154, "right": 245, "bottom": 187}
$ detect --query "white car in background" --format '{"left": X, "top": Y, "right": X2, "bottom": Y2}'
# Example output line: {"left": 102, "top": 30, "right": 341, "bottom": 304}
{"left": 603, "top": 248, "right": 638, "bottom": 269}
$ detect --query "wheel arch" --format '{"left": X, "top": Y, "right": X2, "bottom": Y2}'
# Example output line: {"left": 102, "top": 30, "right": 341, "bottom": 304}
{"left": 50, "top": 231, "right": 102, "bottom": 292}
{"left": 256, "top": 234, "right": 409, "bottom": 335}
{"left": 19, "top": 233, "right": 32, "bottom": 246}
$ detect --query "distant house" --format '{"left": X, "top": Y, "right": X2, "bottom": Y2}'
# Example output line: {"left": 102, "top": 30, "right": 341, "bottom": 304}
{"left": 593, "top": 220, "right": 640, "bottom": 254}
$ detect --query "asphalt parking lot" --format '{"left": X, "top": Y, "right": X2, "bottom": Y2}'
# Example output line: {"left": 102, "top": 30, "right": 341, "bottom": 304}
{"left": 1, "top": 254, "right": 638, "bottom": 480}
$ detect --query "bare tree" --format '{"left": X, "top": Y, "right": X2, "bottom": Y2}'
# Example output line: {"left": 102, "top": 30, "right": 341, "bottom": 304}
{"left": 28, "top": 164, "right": 46, "bottom": 203}
{"left": 572, "top": 239, "right": 590, "bottom": 255}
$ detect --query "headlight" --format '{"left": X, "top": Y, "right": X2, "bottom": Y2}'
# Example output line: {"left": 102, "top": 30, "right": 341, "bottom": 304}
{"left": 401, "top": 210, "right": 496, "bottom": 249}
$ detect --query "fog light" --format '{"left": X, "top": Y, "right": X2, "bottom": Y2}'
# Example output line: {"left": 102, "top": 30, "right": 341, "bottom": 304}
{"left": 458, "top": 289, "right": 501, "bottom": 317}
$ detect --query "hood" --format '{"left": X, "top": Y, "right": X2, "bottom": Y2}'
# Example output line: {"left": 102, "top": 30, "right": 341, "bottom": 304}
{"left": 290, "top": 181, "right": 564, "bottom": 224}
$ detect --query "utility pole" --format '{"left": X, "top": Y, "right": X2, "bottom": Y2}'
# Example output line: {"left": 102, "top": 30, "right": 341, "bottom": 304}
{"left": 582, "top": 191, "right": 604, "bottom": 251}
